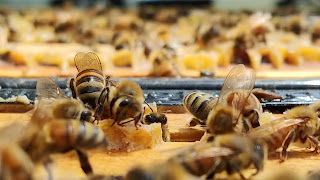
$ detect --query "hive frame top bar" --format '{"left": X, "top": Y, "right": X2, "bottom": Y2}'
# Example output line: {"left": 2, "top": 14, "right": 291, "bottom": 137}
{"left": 0, "top": 77, "right": 319, "bottom": 112}
{"left": 1, "top": 77, "right": 320, "bottom": 90}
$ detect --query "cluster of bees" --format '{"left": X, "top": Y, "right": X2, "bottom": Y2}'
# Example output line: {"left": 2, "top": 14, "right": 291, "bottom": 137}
{"left": 1, "top": 51, "right": 320, "bottom": 180}
{"left": 1, "top": 6, "right": 320, "bottom": 77}
{"left": 177, "top": 64, "right": 320, "bottom": 179}
{"left": 0, "top": 52, "right": 170, "bottom": 180}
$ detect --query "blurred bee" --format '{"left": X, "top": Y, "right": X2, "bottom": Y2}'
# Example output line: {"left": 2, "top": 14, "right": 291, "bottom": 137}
{"left": 126, "top": 161, "right": 201, "bottom": 180}
{"left": 248, "top": 105, "right": 320, "bottom": 161}
{"left": 36, "top": 78, "right": 94, "bottom": 123}
{"left": 142, "top": 104, "right": 170, "bottom": 142}
{"left": 69, "top": 52, "right": 107, "bottom": 113}
{"left": 308, "top": 100, "right": 320, "bottom": 118}
{"left": 195, "top": 24, "right": 220, "bottom": 47}
{"left": 307, "top": 169, "right": 320, "bottom": 180}
{"left": 168, "top": 134, "right": 267, "bottom": 179}
{"left": 0, "top": 123, "right": 34, "bottom": 180}
{"left": 149, "top": 45, "right": 181, "bottom": 77}
{"left": 95, "top": 79, "right": 144, "bottom": 128}
{"left": 19, "top": 77, "right": 108, "bottom": 179}
{"left": 84, "top": 175, "right": 124, "bottom": 180}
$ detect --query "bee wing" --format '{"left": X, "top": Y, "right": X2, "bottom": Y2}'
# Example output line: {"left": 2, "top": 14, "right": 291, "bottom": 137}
{"left": 35, "top": 77, "right": 67, "bottom": 127}
{"left": 0, "top": 122, "right": 26, "bottom": 150}
{"left": 74, "top": 52, "right": 103, "bottom": 73}
{"left": 36, "top": 77, "right": 68, "bottom": 100}
{"left": 248, "top": 118, "right": 305, "bottom": 138}
{"left": 193, "top": 144, "right": 235, "bottom": 160}
{"left": 217, "top": 64, "right": 256, "bottom": 117}
{"left": 171, "top": 142, "right": 235, "bottom": 161}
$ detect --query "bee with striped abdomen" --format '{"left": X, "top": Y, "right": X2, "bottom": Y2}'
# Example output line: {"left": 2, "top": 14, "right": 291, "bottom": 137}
{"left": 69, "top": 52, "right": 107, "bottom": 114}
{"left": 248, "top": 105, "right": 320, "bottom": 162}
{"left": 183, "top": 92, "right": 218, "bottom": 126}
{"left": 184, "top": 65, "right": 283, "bottom": 134}
{"left": 96, "top": 79, "right": 144, "bottom": 128}
{"left": 19, "top": 77, "right": 108, "bottom": 179}
{"left": 206, "top": 64, "right": 258, "bottom": 135}
{"left": 184, "top": 64, "right": 259, "bottom": 134}
{"left": 168, "top": 133, "right": 267, "bottom": 179}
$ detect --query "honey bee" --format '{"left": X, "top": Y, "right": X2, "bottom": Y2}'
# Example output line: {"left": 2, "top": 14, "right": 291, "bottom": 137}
{"left": 142, "top": 105, "right": 170, "bottom": 142}
{"left": 95, "top": 79, "right": 144, "bottom": 128}
{"left": 0, "top": 123, "right": 34, "bottom": 180}
{"left": 247, "top": 105, "right": 320, "bottom": 161}
{"left": 36, "top": 78, "right": 94, "bottom": 123}
{"left": 126, "top": 161, "right": 201, "bottom": 180}
{"left": 184, "top": 64, "right": 259, "bottom": 134}
{"left": 18, "top": 77, "right": 109, "bottom": 179}
{"left": 69, "top": 52, "right": 107, "bottom": 112}
{"left": 195, "top": 24, "right": 220, "bottom": 46}
{"left": 168, "top": 134, "right": 267, "bottom": 179}
{"left": 183, "top": 92, "right": 218, "bottom": 126}
{"left": 149, "top": 45, "right": 181, "bottom": 77}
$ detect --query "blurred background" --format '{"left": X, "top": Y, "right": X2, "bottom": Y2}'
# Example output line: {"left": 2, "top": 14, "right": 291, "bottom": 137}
{"left": 0, "top": 0, "right": 319, "bottom": 10}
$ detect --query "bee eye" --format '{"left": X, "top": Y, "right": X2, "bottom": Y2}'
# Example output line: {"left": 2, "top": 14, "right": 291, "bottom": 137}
{"left": 145, "top": 115, "right": 156, "bottom": 123}
{"left": 81, "top": 110, "right": 92, "bottom": 121}
{"left": 119, "top": 99, "right": 132, "bottom": 107}
{"left": 160, "top": 116, "right": 167, "bottom": 124}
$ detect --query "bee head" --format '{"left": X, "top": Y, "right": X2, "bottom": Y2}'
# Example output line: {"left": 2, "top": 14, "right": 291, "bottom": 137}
{"left": 115, "top": 96, "right": 142, "bottom": 122}
{"left": 144, "top": 113, "right": 167, "bottom": 125}
{"left": 80, "top": 109, "right": 93, "bottom": 122}
{"left": 144, "top": 113, "right": 157, "bottom": 124}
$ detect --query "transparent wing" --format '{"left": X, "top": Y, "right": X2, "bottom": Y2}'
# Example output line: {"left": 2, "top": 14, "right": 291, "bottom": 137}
{"left": 168, "top": 142, "right": 234, "bottom": 162}
{"left": 36, "top": 78, "right": 68, "bottom": 100}
{"left": 30, "top": 99, "right": 55, "bottom": 128}
{"left": 74, "top": 52, "right": 103, "bottom": 73}
{"left": 248, "top": 118, "right": 305, "bottom": 139}
{"left": 35, "top": 77, "right": 67, "bottom": 127}
{"left": 217, "top": 64, "right": 256, "bottom": 117}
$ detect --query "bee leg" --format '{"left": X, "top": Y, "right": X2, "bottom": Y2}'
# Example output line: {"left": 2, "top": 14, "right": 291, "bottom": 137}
{"left": 280, "top": 129, "right": 296, "bottom": 163}
{"left": 307, "top": 135, "right": 320, "bottom": 153}
{"left": 228, "top": 158, "right": 247, "bottom": 180}
{"left": 188, "top": 118, "right": 204, "bottom": 127}
{"left": 75, "top": 148, "right": 93, "bottom": 175}
{"left": 134, "top": 113, "right": 143, "bottom": 129}
{"left": 118, "top": 118, "right": 142, "bottom": 130}
{"left": 118, "top": 119, "right": 134, "bottom": 126}
{"left": 94, "top": 87, "right": 109, "bottom": 123}
{"left": 69, "top": 78, "right": 77, "bottom": 99}
{"left": 43, "top": 158, "right": 53, "bottom": 180}
{"left": 204, "top": 159, "right": 225, "bottom": 179}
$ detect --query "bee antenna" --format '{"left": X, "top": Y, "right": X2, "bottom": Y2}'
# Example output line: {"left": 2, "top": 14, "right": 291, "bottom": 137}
{"left": 144, "top": 100, "right": 153, "bottom": 112}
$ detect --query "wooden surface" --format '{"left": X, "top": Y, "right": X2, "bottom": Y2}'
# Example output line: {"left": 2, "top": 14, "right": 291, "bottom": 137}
{"left": 0, "top": 112, "right": 319, "bottom": 180}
